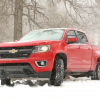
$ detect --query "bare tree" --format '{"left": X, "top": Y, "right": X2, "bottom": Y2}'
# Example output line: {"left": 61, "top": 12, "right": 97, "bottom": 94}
{"left": 0, "top": 0, "right": 100, "bottom": 44}
{"left": 14, "top": 0, "right": 23, "bottom": 40}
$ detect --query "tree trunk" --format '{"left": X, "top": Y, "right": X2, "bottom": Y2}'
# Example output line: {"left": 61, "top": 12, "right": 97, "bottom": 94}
{"left": 14, "top": 0, "right": 23, "bottom": 40}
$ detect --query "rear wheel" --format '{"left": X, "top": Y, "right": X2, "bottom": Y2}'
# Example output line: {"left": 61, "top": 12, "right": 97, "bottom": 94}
{"left": 91, "top": 63, "right": 100, "bottom": 80}
{"left": 50, "top": 57, "right": 64, "bottom": 86}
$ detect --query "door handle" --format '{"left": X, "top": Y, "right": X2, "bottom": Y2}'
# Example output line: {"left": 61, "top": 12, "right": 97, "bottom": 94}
{"left": 78, "top": 46, "right": 80, "bottom": 49}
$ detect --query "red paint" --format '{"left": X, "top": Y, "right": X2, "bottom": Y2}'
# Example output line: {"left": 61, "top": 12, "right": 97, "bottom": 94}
{"left": 0, "top": 28, "right": 99, "bottom": 73}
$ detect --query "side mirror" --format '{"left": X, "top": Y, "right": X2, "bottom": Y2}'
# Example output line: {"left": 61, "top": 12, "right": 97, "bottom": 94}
{"left": 67, "top": 37, "right": 77, "bottom": 43}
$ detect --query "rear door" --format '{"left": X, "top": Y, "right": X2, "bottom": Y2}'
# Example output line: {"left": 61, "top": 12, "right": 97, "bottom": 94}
{"left": 76, "top": 31, "right": 92, "bottom": 70}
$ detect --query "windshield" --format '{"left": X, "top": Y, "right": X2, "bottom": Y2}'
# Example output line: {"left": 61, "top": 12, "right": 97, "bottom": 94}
{"left": 19, "top": 29, "right": 65, "bottom": 42}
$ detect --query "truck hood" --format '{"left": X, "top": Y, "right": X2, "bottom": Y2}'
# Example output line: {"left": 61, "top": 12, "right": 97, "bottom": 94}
{"left": 0, "top": 40, "right": 61, "bottom": 47}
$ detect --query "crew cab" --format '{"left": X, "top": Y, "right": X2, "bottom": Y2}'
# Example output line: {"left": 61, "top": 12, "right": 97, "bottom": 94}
{"left": 0, "top": 28, "right": 100, "bottom": 86}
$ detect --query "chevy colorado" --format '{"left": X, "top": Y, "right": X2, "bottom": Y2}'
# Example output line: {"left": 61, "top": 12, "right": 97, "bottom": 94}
{"left": 0, "top": 28, "right": 100, "bottom": 86}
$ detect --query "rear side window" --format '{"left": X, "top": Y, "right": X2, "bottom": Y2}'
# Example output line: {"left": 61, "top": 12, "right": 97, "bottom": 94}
{"left": 76, "top": 31, "right": 88, "bottom": 44}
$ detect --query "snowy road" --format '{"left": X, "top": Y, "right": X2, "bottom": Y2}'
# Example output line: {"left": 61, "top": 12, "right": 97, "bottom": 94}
{"left": 0, "top": 76, "right": 100, "bottom": 100}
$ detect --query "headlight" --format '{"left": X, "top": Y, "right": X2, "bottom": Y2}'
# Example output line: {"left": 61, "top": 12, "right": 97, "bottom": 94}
{"left": 32, "top": 45, "right": 50, "bottom": 53}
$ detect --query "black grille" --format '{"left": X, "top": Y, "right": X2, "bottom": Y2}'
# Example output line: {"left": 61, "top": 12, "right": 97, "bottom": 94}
{"left": 0, "top": 46, "right": 33, "bottom": 59}
{"left": 0, "top": 63, "right": 35, "bottom": 75}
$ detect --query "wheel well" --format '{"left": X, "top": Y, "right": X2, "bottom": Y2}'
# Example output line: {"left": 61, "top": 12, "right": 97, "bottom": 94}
{"left": 97, "top": 57, "right": 100, "bottom": 63}
{"left": 55, "top": 53, "right": 67, "bottom": 70}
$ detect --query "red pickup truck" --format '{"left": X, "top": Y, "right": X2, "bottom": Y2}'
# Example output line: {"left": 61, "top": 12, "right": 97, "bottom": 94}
{"left": 0, "top": 28, "right": 100, "bottom": 86}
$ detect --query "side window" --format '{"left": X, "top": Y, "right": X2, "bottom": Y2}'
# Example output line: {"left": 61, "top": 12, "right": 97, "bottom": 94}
{"left": 66, "top": 30, "right": 78, "bottom": 44}
{"left": 76, "top": 31, "right": 88, "bottom": 44}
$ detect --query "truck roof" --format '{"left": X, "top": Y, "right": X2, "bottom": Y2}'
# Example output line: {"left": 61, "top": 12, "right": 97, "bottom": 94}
{"left": 30, "top": 28, "right": 85, "bottom": 33}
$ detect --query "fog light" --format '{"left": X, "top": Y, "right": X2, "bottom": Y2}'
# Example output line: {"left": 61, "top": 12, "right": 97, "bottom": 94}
{"left": 35, "top": 60, "right": 48, "bottom": 67}
{"left": 41, "top": 61, "right": 45, "bottom": 66}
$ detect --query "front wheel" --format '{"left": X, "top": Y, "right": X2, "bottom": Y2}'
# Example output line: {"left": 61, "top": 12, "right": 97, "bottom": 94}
{"left": 50, "top": 57, "right": 64, "bottom": 86}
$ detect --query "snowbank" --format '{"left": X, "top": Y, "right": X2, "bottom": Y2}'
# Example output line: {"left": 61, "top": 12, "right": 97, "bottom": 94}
{"left": 0, "top": 76, "right": 100, "bottom": 100}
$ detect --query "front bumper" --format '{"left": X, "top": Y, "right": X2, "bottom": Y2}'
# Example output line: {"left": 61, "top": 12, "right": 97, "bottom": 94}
{"left": 0, "top": 52, "right": 54, "bottom": 79}
{"left": 0, "top": 69, "right": 51, "bottom": 79}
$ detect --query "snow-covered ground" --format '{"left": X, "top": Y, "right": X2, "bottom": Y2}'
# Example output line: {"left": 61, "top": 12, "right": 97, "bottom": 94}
{"left": 0, "top": 76, "right": 100, "bottom": 100}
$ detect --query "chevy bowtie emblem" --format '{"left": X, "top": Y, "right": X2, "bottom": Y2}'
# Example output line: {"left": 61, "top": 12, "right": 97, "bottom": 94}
{"left": 9, "top": 49, "right": 18, "bottom": 53}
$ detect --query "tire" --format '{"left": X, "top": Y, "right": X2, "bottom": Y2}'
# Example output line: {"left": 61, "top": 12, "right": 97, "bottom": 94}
{"left": 6, "top": 78, "right": 11, "bottom": 85}
{"left": 91, "top": 63, "right": 100, "bottom": 80}
{"left": 1, "top": 78, "right": 11, "bottom": 85}
{"left": 50, "top": 57, "right": 64, "bottom": 86}
{"left": 1, "top": 79, "right": 6, "bottom": 85}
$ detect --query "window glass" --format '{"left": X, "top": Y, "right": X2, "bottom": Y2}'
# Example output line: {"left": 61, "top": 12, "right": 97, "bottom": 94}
{"left": 76, "top": 31, "right": 88, "bottom": 44}
{"left": 19, "top": 29, "right": 65, "bottom": 42}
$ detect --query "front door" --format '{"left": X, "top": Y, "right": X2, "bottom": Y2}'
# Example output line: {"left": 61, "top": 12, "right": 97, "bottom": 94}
{"left": 65, "top": 30, "right": 81, "bottom": 71}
